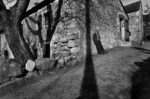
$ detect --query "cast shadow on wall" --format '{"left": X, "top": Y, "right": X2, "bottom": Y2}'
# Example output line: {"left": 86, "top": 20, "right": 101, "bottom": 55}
{"left": 93, "top": 31, "right": 105, "bottom": 54}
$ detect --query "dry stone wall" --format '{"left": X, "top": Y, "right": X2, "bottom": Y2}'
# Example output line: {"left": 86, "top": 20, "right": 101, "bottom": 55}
{"left": 50, "top": 19, "right": 81, "bottom": 66}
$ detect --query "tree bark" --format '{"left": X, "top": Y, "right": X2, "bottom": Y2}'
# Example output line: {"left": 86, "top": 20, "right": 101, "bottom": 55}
{"left": 0, "top": 0, "right": 56, "bottom": 64}
{"left": 0, "top": 0, "right": 35, "bottom": 65}
{"left": 43, "top": 0, "right": 63, "bottom": 58}
{"left": 43, "top": 4, "right": 52, "bottom": 58}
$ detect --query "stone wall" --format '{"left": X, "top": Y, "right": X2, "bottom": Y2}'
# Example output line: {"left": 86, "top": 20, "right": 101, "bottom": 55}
{"left": 49, "top": 0, "right": 128, "bottom": 65}
{"left": 128, "top": 10, "right": 143, "bottom": 43}
{"left": 20, "top": 0, "right": 127, "bottom": 65}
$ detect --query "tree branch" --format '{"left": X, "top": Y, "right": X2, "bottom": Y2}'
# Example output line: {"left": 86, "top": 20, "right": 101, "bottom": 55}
{"left": 21, "top": 0, "right": 55, "bottom": 21}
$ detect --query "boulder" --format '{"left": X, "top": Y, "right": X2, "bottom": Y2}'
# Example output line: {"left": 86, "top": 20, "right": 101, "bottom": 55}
{"left": 35, "top": 58, "right": 56, "bottom": 71}
{"left": 68, "top": 40, "right": 79, "bottom": 48}
{"left": 25, "top": 60, "right": 35, "bottom": 72}
{"left": 0, "top": 59, "right": 22, "bottom": 84}
{"left": 70, "top": 47, "right": 80, "bottom": 54}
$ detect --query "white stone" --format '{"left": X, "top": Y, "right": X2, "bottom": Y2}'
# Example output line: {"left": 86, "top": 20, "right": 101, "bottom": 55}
{"left": 3, "top": 0, "right": 17, "bottom": 9}
{"left": 25, "top": 60, "right": 35, "bottom": 72}
{"left": 59, "top": 38, "right": 69, "bottom": 43}
{"left": 70, "top": 47, "right": 80, "bottom": 54}
{"left": 68, "top": 40, "right": 79, "bottom": 48}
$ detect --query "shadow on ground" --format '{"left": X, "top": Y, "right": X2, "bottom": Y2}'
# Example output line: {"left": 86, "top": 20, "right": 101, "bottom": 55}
{"left": 76, "top": 0, "right": 99, "bottom": 99}
{"left": 132, "top": 47, "right": 150, "bottom": 54}
{"left": 131, "top": 57, "right": 150, "bottom": 99}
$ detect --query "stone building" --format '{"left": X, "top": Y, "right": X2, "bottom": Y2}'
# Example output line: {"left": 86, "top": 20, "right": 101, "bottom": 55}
{"left": 123, "top": 0, "right": 144, "bottom": 44}
{"left": 0, "top": 0, "right": 130, "bottom": 62}
{"left": 22, "top": 0, "right": 129, "bottom": 59}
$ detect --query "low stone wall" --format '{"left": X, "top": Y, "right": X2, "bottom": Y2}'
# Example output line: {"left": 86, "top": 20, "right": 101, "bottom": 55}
{"left": 50, "top": 19, "right": 81, "bottom": 66}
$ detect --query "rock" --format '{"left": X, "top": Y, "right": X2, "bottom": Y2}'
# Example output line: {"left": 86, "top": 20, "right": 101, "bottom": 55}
{"left": 68, "top": 40, "right": 79, "bottom": 48}
{"left": 70, "top": 47, "right": 80, "bottom": 54}
{"left": 52, "top": 34, "right": 61, "bottom": 42}
{"left": 60, "top": 42, "right": 68, "bottom": 46}
{"left": 53, "top": 44, "right": 58, "bottom": 49}
{"left": 25, "top": 60, "right": 35, "bottom": 72}
{"left": 0, "top": 59, "right": 22, "bottom": 83}
{"left": 68, "top": 34, "right": 78, "bottom": 40}
{"left": 52, "top": 50, "right": 62, "bottom": 60}
{"left": 59, "top": 37, "right": 69, "bottom": 43}
{"left": 58, "top": 58, "right": 65, "bottom": 66}
{"left": 66, "top": 59, "right": 78, "bottom": 67}
{"left": 64, "top": 56, "right": 73, "bottom": 63}
{"left": 35, "top": 58, "right": 56, "bottom": 71}
{"left": 70, "top": 59, "right": 78, "bottom": 66}
{"left": 61, "top": 46, "right": 70, "bottom": 51}
{"left": 25, "top": 71, "right": 38, "bottom": 78}
{"left": 61, "top": 51, "right": 71, "bottom": 57}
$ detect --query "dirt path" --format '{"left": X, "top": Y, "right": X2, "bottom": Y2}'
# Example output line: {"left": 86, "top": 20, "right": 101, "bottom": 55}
{"left": 0, "top": 44, "right": 150, "bottom": 99}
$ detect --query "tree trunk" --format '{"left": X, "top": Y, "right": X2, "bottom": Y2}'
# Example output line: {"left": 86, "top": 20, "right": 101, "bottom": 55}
{"left": 0, "top": 0, "right": 56, "bottom": 65}
{"left": 43, "top": 4, "right": 52, "bottom": 58}
{"left": 0, "top": 0, "right": 35, "bottom": 65}
{"left": 4, "top": 12, "right": 35, "bottom": 64}
{"left": 43, "top": 0, "right": 63, "bottom": 58}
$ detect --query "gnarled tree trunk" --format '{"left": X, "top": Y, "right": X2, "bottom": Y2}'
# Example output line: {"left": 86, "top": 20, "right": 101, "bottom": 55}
{"left": 0, "top": 0, "right": 34, "bottom": 65}
{"left": 0, "top": 0, "right": 55, "bottom": 65}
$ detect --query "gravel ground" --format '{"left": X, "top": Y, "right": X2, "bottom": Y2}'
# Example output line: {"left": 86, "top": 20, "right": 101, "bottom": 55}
{"left": 0, "top": 43, "right": 150, "bottom": 99}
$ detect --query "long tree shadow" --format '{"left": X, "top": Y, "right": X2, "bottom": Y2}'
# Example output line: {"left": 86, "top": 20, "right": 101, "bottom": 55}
{"left": 131, "top": 57, "right": 150, "bottom": 99}
{"left": 132, "top": 47, "right": 150, "bottom": 52}
{"left": 77, "top": 0, "right": 99, "bottom": 99}
{"left": 132, "top": 47, "right": 150, "bottom": 54}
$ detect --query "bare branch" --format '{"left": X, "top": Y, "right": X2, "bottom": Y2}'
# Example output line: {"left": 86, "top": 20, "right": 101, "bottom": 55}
{"left": 9, "top": 0, "right": 30, "bottom": 21}
{"left": 21, "top": 0, "right": 55, "bottom": 21}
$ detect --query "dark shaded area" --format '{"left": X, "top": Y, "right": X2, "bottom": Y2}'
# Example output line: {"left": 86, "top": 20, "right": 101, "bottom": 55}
{"left": 77, "top": 0, "right": 99, "bottom": 99}
{"left": 132, "top": 47, "right": 150, "bottom": 52}
{"left": 143, "top": 14, "right": 150, "bottom": 26}
{"left": 131, "top": 57, "right": 150, "bottom": 99}
{"left": 93, "top": 32, "right": 105, "bottom": 54}
{"left": 4, "top": 50, "right": 8, "bottom": 59}
{"left": 132, "top": 47, "right": 150, "bottom": 54}
{"left": 124, "top": 1, "right": 141, "bottom": 13}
